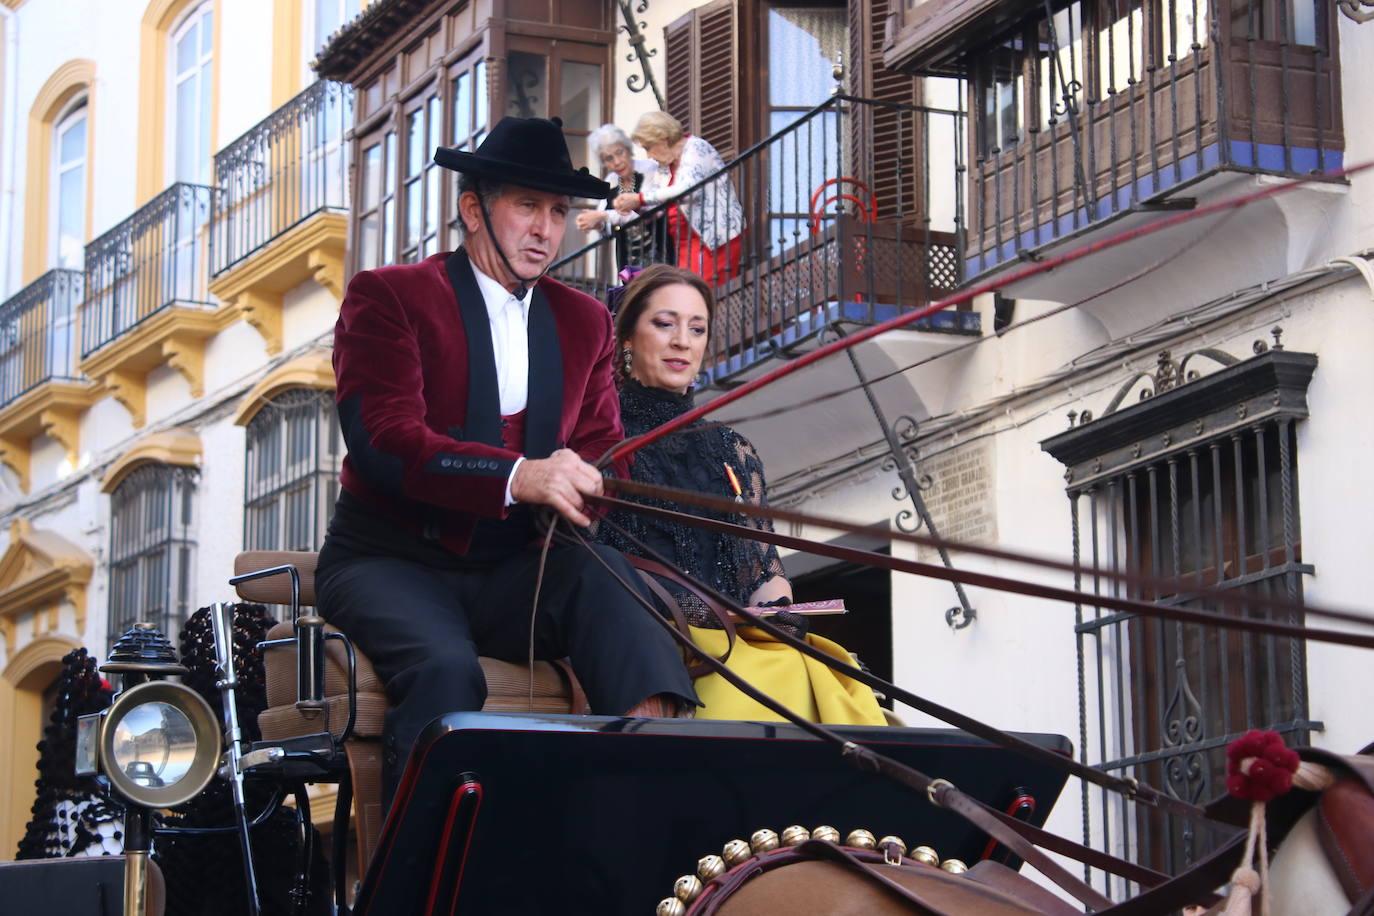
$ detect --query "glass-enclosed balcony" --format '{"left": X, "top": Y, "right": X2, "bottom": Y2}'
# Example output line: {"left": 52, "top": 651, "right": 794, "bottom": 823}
{"left": 886, "top": 0, "right": 1343, "bottom": 278}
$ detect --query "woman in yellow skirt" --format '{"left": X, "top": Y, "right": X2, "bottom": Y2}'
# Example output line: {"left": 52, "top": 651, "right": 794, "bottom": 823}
{"left": 597, "top": 265, "right": 886, "bottom": 726}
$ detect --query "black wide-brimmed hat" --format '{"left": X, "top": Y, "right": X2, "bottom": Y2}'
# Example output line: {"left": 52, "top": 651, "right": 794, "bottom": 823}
{"left": 434, "top": 116, "right": 612, "bottom": 200}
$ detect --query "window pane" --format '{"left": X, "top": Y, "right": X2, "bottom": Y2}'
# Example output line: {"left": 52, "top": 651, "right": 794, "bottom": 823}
{"left": 57, "top": 168, "right": 85, "bottom": 267}
{"left": 315, "top": 0, "right": 342, "bottom": 48}
{"left": 176, "top": 77, "right": 198, "bottom": 181}
{"left": 404, "top": 179, "right": 421, "bottom": 248}
{"left": 108, "top": 465, "right": 198, "bottom": 647}
{"left": 382, "top": 198, "right": 395, "bottom": 264}
{"left": 199, "top": 61, "right": 213, "bottom": 183}
{"left": 201, "top": 8, "right": 213, "bottom": 54}
{"left": 359, "top": 214, "right": 378, "bottom": 270}
{"left": 243, "top": 390, "right": 342, "bottom": 553}
{"left": 425, "top": 167, "right": 439, "bottom": 237}
{"left": 474, "top": 61, "right": 488, "bottom": 130}
{"left": 59, "top": 116, "right": 86, "bottom": 164}
{"left": 177, "top": 26, "right": 198, "bottom": 74}
{"left": 361, "top": 143, "right": 381, "bottom": 208}
{"left": 559, "top": 61, "right": 601, "bottom": 132}
{"left": 767, "top": 8, "right": 847, "bottom": 107}
{"left": 427, "top": 96, "right": 442, "bottom": 155}
{"left": 453, "top": 72, "right": 470, "bottom": 140}
{"left": 385, "top": 131, "right": 397, "bottom": 194}
{"left": 506, "top": 51, "right": 547, "bottom": 119}
{"left": 406, "top": 109, "right": 424, "bottom": 178}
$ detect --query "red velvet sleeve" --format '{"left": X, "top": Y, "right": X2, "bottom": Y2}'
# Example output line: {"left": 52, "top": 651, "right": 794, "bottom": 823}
{"left": 334, "top": 268, "right": 518, "bottom": 519}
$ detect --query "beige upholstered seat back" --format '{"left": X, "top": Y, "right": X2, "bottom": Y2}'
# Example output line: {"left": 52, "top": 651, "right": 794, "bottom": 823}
{"left": 234, "top": 550, "right": 320, "bottom": 607}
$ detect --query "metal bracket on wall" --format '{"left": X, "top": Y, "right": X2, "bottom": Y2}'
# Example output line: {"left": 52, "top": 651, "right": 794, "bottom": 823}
{"left": 617, "top": 0, "right": 666, "bottom": 110}
{"left": 821, "top": 324, "right": 977, "bottom": 631}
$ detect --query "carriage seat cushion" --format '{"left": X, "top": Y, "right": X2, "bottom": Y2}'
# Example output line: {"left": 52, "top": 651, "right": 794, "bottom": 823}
{"left": 257, "top": 620, "right": 582, "bottom": 743}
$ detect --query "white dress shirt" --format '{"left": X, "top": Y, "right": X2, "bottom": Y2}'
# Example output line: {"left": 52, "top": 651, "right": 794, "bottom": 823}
{"left": 469, "top": 263, "right": 533, "bottom": 505}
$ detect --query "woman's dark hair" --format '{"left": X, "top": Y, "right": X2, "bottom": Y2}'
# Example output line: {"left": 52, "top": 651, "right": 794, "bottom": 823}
{"left": 613, "top": 265, "right": 715, "bottom": 382}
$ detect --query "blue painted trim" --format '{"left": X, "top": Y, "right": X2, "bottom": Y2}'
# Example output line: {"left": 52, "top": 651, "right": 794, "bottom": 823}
{"left": 967, "top": 144, "right": 1344, "bottom": 276}
{"left": 703, "top": 301, "right": 981, "bottom": 384}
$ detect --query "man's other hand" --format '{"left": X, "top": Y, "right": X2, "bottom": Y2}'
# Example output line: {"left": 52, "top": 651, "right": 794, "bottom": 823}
{"left": 510, "top": 448, "right": 603, "bottom": 527}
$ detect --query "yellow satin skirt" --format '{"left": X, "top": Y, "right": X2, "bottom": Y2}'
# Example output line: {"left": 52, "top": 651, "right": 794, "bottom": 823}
{"left": 685, "top": 626, "right": 888, "bottom": 726}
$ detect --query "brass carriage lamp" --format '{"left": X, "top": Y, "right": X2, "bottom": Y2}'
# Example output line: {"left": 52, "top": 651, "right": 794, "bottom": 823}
{"left": 75, "top": 622, "right": 221, "bottom": 916}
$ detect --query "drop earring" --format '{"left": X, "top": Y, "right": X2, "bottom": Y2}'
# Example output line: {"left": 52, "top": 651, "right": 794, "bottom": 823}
{"left": 622, "top": 347, "right": 634, "bottom": 377}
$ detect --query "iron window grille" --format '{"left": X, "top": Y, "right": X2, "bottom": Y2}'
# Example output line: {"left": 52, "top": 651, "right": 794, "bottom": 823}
{"left": 1041, "top": 341, "right": 1320, "bottom": 892}
{"left": 107, "top": 464, "right": 198, "bottom": 651}
{"left": 243, "top": 388, "right": 343, "bottom": 552}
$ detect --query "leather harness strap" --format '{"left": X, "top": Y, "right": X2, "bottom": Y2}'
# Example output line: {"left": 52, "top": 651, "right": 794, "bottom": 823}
{"left": 601, "top": 477, "right": 1374, "bottom": 637}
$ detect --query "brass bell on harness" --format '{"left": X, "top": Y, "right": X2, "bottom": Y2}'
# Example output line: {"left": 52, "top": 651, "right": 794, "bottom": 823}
{"left": 674, "top": 874, "right": 704, "bottom": 902}
{"left": 697, "top": 854, "right": 726, "bottom": 880}
{"left": 846, "top": 828, "right": 877, "bottom": 850}
{"left": 750, "top": 828, "right": 780, "bottom": 853}
{"left": 941, "top": 858, "right": 969, "bottom": 874}
{"left": 812, "top": 825, "right": 841, "bottom": 843}
{"left": 780, "top": 825, "right": 811, "bottom": 846}
{"left": 878, "top": 835, "right": 908, "bottom": 858}
{"left": 656, "top": 897, "right": 686, "bottom": 916}
{"left": 722, "top": 838, "right": 752, "bottom": 867}
{"left": 911, "top": 845, "right": 940, "bottom": 867}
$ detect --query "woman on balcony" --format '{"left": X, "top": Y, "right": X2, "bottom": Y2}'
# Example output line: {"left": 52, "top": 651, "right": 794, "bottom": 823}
{"left": 574, "top": 124, "right": 671, "bottom": 271}
{"left": 597, "top": 265, "right": 886, "bottom": 726}
{"left": 613, "top": 112, "right": 745, "bottom": 288}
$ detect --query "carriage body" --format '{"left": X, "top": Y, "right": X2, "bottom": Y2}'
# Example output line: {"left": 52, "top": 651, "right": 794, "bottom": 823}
{"left": 226, "top": 551, "right": 1073, "bottom": 914}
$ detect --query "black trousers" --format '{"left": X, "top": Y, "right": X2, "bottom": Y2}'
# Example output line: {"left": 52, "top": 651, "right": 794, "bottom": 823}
{"left": 314, "top": 538, "right": 697, "bottom": 800}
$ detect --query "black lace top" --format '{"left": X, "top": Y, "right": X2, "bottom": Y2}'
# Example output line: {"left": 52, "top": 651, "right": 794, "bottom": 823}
{"left": 597, "top": 380, "right": 786, "bottom": 627}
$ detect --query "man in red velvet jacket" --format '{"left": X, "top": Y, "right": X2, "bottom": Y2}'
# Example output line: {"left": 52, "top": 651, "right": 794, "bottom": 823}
{"left": 315, "top": 117, "right": 697, "bottom": 802}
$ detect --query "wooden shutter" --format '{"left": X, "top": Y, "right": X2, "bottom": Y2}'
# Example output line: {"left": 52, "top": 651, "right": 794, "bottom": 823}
{"left": 849, "top": 0, "right": 924, "bottom": 222}
{"left": 662, "top": 0, "right": 744, "bottom": 161}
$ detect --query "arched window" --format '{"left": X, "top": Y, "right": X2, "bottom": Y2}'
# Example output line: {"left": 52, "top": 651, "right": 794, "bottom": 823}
{"left": 168, "top": 2, "right": 214, "bottom": 185}
{"left": 243, "top": 388, "right": 343, "bottom": 551}
{"left": 50, "top": 99, "right": 88, "bottom": 270}
{"left": 108, "top": 463, "right": 198, "bottom": 647}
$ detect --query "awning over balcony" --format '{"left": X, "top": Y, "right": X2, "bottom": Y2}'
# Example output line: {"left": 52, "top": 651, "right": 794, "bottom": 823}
{"left": 883, "top": 0, "right": 1045, "bottom": 76}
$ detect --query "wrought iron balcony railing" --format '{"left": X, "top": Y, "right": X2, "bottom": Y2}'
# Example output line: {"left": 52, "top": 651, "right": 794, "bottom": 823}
{"left": 0, "top": 269, "right": 84, "bottom": 409}
{"left": 954, "top": 0, "right": 1343, "bottom": 275}
{"left": 82, "top": 183, "right": 219, "bottom": 358}
{"left": 211, "top": 80, "right": 353, "bottom": 276}
{"left": 548, "top": 95, "right": 975, "bottom": 385}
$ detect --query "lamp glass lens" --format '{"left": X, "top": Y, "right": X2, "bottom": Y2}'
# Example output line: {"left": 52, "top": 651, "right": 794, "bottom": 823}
{"left": 110, "top": 701, "right": 199, "bottom": 789}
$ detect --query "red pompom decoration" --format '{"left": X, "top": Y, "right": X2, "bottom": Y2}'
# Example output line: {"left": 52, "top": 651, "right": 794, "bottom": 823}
{"left": 1225, "top": 730, "right": 1300, "bottom": 802}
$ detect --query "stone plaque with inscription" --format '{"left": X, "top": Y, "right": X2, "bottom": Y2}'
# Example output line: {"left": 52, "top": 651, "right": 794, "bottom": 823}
{"left": 915, "top": 441, "right": 997, "bottom": 562}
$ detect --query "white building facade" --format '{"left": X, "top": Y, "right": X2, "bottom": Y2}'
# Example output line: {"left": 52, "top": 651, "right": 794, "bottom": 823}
{"left": 0, "top": 0, "right": 1367, "bottom": 893}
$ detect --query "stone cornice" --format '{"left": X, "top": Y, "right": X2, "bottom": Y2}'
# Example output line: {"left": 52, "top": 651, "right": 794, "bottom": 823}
{"left": 0, "top": 518, "right": 94, "bottom": 650}
{"left": 78, "top": 305, "right": 235, "bottom": 427}
{"left": 233, "top": 353, "right": 336, "bottom": 426}
{"left": 100, "top": 427, "right": 203, "bottom": 493}
{"left": 208, "top": 211, "right": 346, "bottom": 355}
{"left": 0, "top": 380, "right": 100, "bottom": 491}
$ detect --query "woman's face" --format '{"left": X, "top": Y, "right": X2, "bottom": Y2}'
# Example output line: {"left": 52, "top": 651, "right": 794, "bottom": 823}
{"left": 599, "top": 143, "right": 634, "bottom": 180}
{"left": 642, "top": 139, "right": 678, "bottom": 167}
{"left": 627, "top": 283, "right": 710, "bottom": 394}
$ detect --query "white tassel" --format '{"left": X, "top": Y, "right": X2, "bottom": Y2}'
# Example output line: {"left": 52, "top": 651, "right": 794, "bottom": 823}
{"left": 1221, "top": 800, "right": 1271, "bottom": 916}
